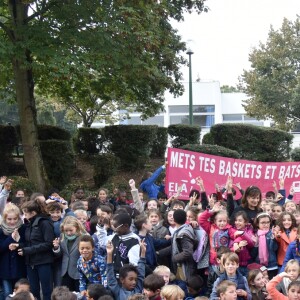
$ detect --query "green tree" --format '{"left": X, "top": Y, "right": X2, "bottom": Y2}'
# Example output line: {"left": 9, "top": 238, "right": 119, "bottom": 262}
{"left": 220, "top": 85, "right": 241, "bottom": 93}
{"left": 0, "top": 1, "right": 208, "bottom": 190}
{"left": 240, "top": 17, "right": 300, "bottom": 131}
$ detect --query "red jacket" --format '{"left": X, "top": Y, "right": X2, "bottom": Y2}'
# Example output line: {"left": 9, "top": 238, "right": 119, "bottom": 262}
{"left": 198, "top": 209, "right": 238, "bottom": 265}
{"left": 275, "top": 227, "right": 297, "bottom": 265}
{"left": 266, "top": 275, "right": 288, "bottom": 300}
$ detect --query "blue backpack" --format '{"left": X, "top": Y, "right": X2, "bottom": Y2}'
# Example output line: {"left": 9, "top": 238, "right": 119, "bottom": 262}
{"left": 212, "top": 229, "right": 232, "bottom": 249}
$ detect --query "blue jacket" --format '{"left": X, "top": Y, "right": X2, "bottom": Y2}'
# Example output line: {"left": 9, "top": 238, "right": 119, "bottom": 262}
{"left": 281, "top": 240, "right": 300, "bottom": 271}
{"left": 138, "top": 233, "right": 170, "bottom": 268}
{"left": 210, "top": 271, "right": 251, "bottom": 300}
{"left": 0, "top": 225, "right": 26, "bottom": 280}
{"left": 254, "top": 230, "right": 278, "bottom": 269}
{"left": 140, "top": 166, "right": 165, "bottom": 199}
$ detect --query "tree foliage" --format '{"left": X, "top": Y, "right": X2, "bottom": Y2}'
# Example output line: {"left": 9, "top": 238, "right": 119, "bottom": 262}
{"left": 240, "top": 17, "right": 300, "bottom": 130}
{"left": 220, "top": 85, "right": 241, "bottom": 93}
{"left": 0, "top": 0, "right": 208, "bottom": 189}
{"left": 35, "top": 1, "right": 209, "bottom": 127}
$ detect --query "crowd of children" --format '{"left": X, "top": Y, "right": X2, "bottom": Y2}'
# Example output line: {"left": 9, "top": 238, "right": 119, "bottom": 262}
{"left": 2, "top": 168, "right": 300, "bottom": 300}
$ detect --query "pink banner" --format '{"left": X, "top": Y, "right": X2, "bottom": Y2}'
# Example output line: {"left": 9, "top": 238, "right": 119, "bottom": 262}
{"left": 165, "top": 147, "right": 300, "bottom": 201}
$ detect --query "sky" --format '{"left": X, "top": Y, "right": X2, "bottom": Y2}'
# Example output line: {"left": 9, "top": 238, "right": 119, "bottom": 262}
{"left": 173, "top": 0, "right": 300, "bottom": 86}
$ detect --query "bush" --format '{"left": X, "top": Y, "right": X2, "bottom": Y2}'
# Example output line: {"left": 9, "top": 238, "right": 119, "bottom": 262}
{"left": 168, "top": 124, "right": 200, "bottom": 148}
{"left": 150, "top": 127, "right": 168, "bottom": 158}
{"left": 74, "top": 128, "right": 104, "bottom": 154}
{"left": 180, "top": 144, "right": 241, "bottom": 158}
{"left": 203, "top": 123, "right": 292, "bottom": 162}
{"left": 104, "top": 125, "right": 157, "bottom": 170}
{"left": 0, "top": 125, "right": 19, "bottom": 173}
{"left": 10, "top": 176, "right": 37, "bottom": 196}
{"left": 37, "top": 124, "right": 71, "bottom": 141}
{"left": 39, "top": 139, "right": 75, "bottom": 190}
{"left": 291, "top": 147, "right": 300, "bottom": 161}
{"left": 93, "top": 154, "right": 120, "bottom": 187}
{"left": 0, "top": 125, "right": 19, "bottom": 149}
{"left": 201, "top": 132, "right": 214, "bottom": 145}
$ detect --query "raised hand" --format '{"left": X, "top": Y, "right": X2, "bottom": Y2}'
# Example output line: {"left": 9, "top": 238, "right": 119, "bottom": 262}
{"left": 196, "top": 177, "right": 204, "bottom": 191}
{"left": 279, "top": 178, "right": 285, "bottom": 189}
{"left": 279, "top": 272, "right": 292, "bottom": 278}
{"left": 211, "top": 201, "right": 222, "bottom": 212}
{"left": 129, "top": 179, "right": 136, "bottom": 190}
{"left": 226, "top": 176, "right": 233, "bottom": 190}
{"left": 215, "top": 183, "right": 221, "bottom": 192}
{"left": 235, "top": 182, "right": 241, "bottom": 190}
{"left": 140, "top": 238, "right": 147, "bottom": 256}
{"left": 289, "top": 185, "right": 295, "bottom": 195}
{"left": 106, "top": 240, "right": 114, "bottom": 255}
{"left": 272, "top": 180, "right": 277, "bottom": 191}
{"left": 4, "top": 179, "right": 13, "bottom": 191}
{"left": 189, "top": 192, "right": 197, "bottom": 205}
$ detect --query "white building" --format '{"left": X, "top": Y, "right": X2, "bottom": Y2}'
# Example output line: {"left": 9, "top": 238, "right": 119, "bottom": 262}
{"left": 93, "top": 81, "right": 300, "bottom": 148}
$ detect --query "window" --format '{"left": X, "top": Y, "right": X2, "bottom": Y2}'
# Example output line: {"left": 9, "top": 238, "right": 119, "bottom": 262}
{"left": 170, "top": 115, "right": 189, "bottom": 125}
{"left": 223, "top": 114, "right": 264, "bottom": 126}
{"left": 169, "top": 105, "right": 215, "bottom": 113}
{"left": 143, "top": 116, "right": 164, "bottom": 126}
{"left": 170, "top": 115, "right": 214, "bottom": 127}
{"left": 223, "top": 114, "right": 243, "bottom": 121}
{"left": 169, "top": 105, "right": 215, "bottom": 128}
{"left": 126, "top": 116, "right": 141, "bottom": 125}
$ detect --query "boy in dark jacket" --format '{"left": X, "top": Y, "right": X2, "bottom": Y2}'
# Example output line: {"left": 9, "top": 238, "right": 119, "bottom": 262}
{"left": 158, "top": 209, "right": 197, "bottom": 281}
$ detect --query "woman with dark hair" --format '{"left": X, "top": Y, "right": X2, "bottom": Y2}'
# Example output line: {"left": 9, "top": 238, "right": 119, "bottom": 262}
{"left": 18, "top": 200, "right": 55, "bottom": 300}
{"left": 230, "top": 185, "right": 263, "bottom": 225}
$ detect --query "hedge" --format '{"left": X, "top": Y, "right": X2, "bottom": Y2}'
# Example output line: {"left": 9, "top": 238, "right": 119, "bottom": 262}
{"left": 39, "top": 139, "right": 75, "bottom": 189}
{"left": 202, "top": 123, "right": 292, "bottom": 162}
{"left": 37, "top": 124, "right": 71, "bottom": 141}
{"left": 74, "top": 127, "right": 104, "bottom": 154}
{"left": 168, "top": 124, "right": 200, "bottom": 148}
{"left": 291, "top": 147, "right": 300, "bottom": 161}
{"left": 150, "top": 127, "right": 168, "bottom": 158}
{"left": 180, "top": 144, "right": 241, "bottom": 158}
{"left": 10, "top": 176, "right": 37, "bottom": 196}
{"left": 0, "top": 125, "right": 19, "bottom": 173}
{"left": 103, "top": 125, "right": 157, "bottom": 170}
{"left": 93, "top": 154, "right": 120, "bottom": 187}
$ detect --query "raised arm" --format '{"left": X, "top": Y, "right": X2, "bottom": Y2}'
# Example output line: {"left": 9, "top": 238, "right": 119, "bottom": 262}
{"left": 129, "top": 179, "right": 144, "bottom": 213}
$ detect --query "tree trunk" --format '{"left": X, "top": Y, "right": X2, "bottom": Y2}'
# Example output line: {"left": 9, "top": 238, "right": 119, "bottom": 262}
{"left": 9, "top": 0, "right": 49, "bottom": 192}
{"left": 13, "top": 58, "right": 49, "bottom": 193}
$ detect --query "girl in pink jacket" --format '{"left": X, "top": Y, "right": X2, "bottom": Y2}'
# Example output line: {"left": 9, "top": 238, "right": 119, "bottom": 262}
{"left": 198, "top": 202, "right": 240, "bottom": 266}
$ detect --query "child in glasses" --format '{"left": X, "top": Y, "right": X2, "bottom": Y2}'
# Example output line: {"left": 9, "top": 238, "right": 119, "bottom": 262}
{"left": 253, "top": 213, "right": 278, "bottom": 279}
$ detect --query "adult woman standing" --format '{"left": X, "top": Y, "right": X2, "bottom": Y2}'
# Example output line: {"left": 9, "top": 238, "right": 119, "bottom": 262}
{"left": 18, "top": 200, "right": 55, "bottom": 300}
{"left": 230, "top": 185, "right": 263, "bottom": 225}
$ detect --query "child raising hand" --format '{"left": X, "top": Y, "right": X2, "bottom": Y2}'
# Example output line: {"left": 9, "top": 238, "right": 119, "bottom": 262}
{"left": 106, "top": 239, "right": 147, "bottom": 300}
